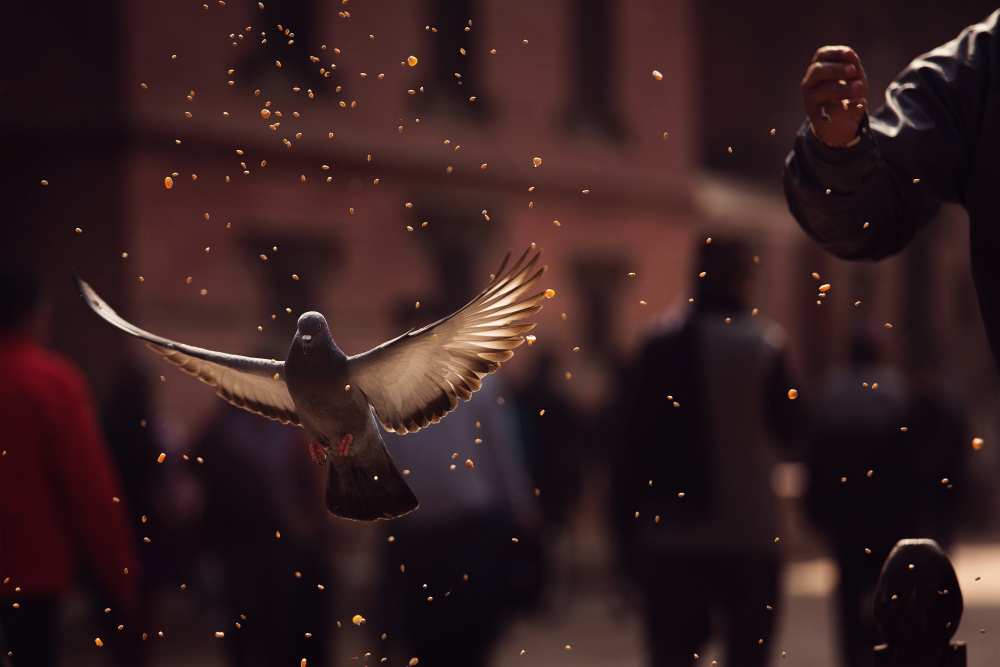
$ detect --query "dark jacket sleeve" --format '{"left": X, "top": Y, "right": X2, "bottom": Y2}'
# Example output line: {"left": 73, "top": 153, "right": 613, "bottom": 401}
{"left": 784, "top": 10, "right": 998, "bottom": 260}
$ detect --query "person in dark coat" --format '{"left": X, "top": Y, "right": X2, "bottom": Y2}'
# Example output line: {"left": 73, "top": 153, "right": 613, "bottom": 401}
{"left": 805, "top": 328, "right": 914, "bottom": 667}
{"left": 805, "top": 327, "right": 968, "bottom": 667}
{"left": 193, "top": 387, "right": 334, "bottom": 667}
{"left": 783, "top": 11, "right": 1000, "bottom": 366}
{"left": 613, "top": 238, "right": 804, "bottom": 667}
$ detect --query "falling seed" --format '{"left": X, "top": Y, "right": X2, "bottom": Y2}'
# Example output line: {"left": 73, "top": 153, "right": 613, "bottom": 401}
{"left": 525, "top": 334, "right": 537, "bottom": 345}
{"left": 408, "top": 659, "right": 420, "bottom": 666}
{"left": 818, "top": 283, "right": 831, "bottom": 293}
{"left": 544, "top": 288, "right": 556, "bottom": 299}
{"left": 787, "top": 388, "right": 799, "bottom": 400}
{"left": 156, "top": 452, "right": 166, "bottom": 464}
{"left": 973, "top": 437, "right": 985, "bottom": 450}
{"left": 531, "top": 156, "right": 543, "bottom": 168}
{"left": 40, "top": 179, "right": 49, "bottom": 187}
{"left": 407, "top": 55, "right": 419, "bottom": 67}
{"left": 260, "top": 108, "right": 271, "bottom": 119}
{"left": 464, "top": 458, "right": 475, "bottom": 470}
{"left": 164, "top": 176, "right": 174, "bottom": 190}
{"left": 95, "top": 637, "right": 104, "bottom": 648}
{"left": 74, "top": 227, "right": 83, "bottom": 235}
{"left": 651, "top": 69, "right": 664, "bottom": 81}
{"left": 352, "top": 614, "right": 366, "bottom": 626}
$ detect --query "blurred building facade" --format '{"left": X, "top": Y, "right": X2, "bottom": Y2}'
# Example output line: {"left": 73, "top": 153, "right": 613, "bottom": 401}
{"left": 8, "top": 0, "right": 1000, "bottom": 534}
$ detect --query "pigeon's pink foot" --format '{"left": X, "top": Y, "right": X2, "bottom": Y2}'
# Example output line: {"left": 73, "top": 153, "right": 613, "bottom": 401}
{"left": 308, "top": 441, "right": 329, "bottom": 465}
{"left": 335, "top": 433, "right": 353, "bottom": 457}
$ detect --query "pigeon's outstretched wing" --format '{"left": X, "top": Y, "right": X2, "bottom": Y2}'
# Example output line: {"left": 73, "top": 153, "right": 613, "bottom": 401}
{"left": 76, "top": 278, "right": 300, "bottom": 426}
{"left": 348, "top": 246, "right": 547, "bottom": 434}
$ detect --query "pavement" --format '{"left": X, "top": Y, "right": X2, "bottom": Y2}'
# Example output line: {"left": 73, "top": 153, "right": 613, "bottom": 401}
{"left": 53, "top": 543, "right": 1000, "bottom": 666}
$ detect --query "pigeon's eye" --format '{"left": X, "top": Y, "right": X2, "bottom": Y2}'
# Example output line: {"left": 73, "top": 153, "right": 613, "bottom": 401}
{"left": 301, "top": 334, "right": 313, "bottom": 342}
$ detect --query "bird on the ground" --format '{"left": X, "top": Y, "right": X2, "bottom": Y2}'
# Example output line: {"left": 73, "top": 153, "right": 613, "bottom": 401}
{"left": 77, "top": 247, "right": 547, "bottom": 521}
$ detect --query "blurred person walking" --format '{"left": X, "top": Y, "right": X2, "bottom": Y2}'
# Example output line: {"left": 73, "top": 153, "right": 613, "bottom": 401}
{"left": 613, "top": 238, "right": 803, "bottom": 667}
{"left": 380, "top": 299, "right": 542, "bottom": 667}
{"left": 783, "top": 11, "right": 1000, "bottom": 369}
{"left": 193, "top": 392, "right": 334, "bottom": 667}
{"left": 514, "top": 350, "right": 581, "bottom": 532}
{"left": 0, "top": 268, "right": 139, "bottom": 666}
{"left": 805, "top": 328, "right": 967, "bottom": 667}
{"left": 381, "top": 378, "right": 542, "bottom": 667}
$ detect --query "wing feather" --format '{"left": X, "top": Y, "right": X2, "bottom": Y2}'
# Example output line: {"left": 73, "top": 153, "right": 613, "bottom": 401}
{"left": 347, "top": 247, "right": 547, "bottom": 434}
{"left": 76, "top": 277, "right": 300, "bottom": 426}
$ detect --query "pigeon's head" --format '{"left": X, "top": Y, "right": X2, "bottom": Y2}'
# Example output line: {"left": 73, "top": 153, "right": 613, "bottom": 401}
{"left": 295, "top": 311, "right": 330, "bottom": 350}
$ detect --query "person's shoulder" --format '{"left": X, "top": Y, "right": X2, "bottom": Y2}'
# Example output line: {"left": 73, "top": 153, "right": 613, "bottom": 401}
{"left": 639, "top": 310, "right": 687, "bottom": 346}
{"left": 30, "top": 346, "right": 90, "bottom": 394}
{"left": 729, "top": 314, "right": 788, "bottom": 351}
{"left": 918, "top": 9, "right": 999, "bottom": 68}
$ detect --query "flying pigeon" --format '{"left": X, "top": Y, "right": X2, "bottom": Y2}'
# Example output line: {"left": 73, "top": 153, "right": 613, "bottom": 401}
{"left": 77, "top": 247, "right": 547, "bottom": 521}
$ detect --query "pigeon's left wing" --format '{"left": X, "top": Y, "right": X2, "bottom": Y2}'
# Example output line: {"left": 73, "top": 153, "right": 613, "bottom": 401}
{"left": 77, "top": 278, "right": 300, "bottom": 426}
{"left": 347, "top": 247, "right": 546, "bottom": 434}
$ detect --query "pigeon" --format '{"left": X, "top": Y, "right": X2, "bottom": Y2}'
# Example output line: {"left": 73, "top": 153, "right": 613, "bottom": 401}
{"left": 77, "top": 247, "right": 547, "bottom": 521}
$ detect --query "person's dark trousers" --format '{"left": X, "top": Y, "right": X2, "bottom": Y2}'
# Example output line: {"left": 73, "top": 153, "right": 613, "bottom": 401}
{"left": 834, "top": 542, "right": 894, "bottom": 667}
{"left": 637, "top": 549, "right": 782, "bottom": 667}
{"left": 0, "top": 597, "right": 59, "bottom": 667}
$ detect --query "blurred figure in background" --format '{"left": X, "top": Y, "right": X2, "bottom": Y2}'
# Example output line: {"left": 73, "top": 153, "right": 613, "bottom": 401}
{"left": 380, "top": 298, "right": 542, "bottom": 667}
{"left": 904, "top": 358, "right": 968, "bottom": 551}
{"left": 613, "top": 237, "right": 803, "bottom": 667}
{"left": 193, "top": 382, "right": 333, "bottom": 667}
{"left": 0, "top": 268, "right": 139, "bottom": 666}
{"left": 514, "top": 350, "right": 582, "bottom": 565}
{"left": 805, "top": 327, "right": 967, "bottom": 667}
{"left": 101, "top": 361, "right": 169, "bottom": 660}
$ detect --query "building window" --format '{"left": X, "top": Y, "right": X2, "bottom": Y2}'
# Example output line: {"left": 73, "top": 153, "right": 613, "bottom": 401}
{"left": 561, "top": 0, "right": 627, "bottom": 142}
{"left": 243, "top": 0, "right": 328, "bottom": 87}
{"left": 418, "top": 0, "right": 490, "bottom": 121}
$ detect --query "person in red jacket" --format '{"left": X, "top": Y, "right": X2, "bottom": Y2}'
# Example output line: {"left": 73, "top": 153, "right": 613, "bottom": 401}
{"left": 0, "top": 268, "right": 138, "bottom": 666}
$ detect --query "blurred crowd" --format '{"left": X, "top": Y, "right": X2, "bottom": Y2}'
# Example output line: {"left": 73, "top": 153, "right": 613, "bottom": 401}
{"left": 0, "top": 237, "right": 971, "bottom": 667}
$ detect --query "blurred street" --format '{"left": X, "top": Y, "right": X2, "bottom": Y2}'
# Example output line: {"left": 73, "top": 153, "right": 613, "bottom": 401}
{"left": 56, "top": 542, "right": 1000, "bottom": 667}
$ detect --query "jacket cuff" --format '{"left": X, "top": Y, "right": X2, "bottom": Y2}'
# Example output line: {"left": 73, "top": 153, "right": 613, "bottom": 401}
{"left": 797, "top": 116, "right": 878, "bottom": 193}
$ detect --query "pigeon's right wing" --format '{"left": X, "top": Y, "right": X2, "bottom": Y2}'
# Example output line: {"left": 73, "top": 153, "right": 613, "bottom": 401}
{"left": 347, "top": 247, "right": 546, "bottom": 434}
{"left": 76, "top": 277, "right": 300, "bottom": 426}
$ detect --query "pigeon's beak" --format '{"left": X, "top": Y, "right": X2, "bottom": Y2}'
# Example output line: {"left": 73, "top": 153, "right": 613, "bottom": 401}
{"left": 301, "top": 334, "right": 313, "bottom": 342}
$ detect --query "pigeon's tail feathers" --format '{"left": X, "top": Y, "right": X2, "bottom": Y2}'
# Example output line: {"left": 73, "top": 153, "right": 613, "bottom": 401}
{"left": 325, "top": 430, "right": 418, "bottom": 521}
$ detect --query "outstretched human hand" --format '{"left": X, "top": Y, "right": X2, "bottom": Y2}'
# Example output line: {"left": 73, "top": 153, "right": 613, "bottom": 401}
{"left": 801, "top": 45, "right": 869, "bottom": 148}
